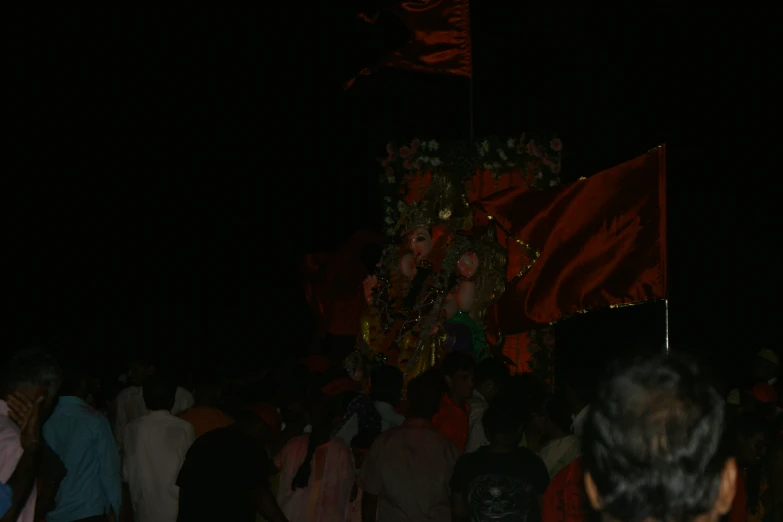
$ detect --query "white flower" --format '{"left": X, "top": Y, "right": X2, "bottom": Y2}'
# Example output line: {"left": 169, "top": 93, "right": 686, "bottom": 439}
{"left": 483, "top": 163, "right": 493, "bottom": 169}
{"left": 385, "top": 216, "right": 395, "bottom": 224}
{"left": 549, "top": 179, "right": 558, "bottom": 187}
{"left": 428, "top": 140, "right": 439, "bottom": 151}
{"left": 385, "top": 206, "right": 394, "bottom": 214}
{"left": 506, "top": 138, "right": 515, "bottom": 148}
{"left": 479, "top": 140, "right": 490, "bottom": 154}
{"left": 507, "top": 162, "right": 516, "bottom": 167}
{"left": 430, "top": 157, "right": 442, "bottom": 166}
{"left": 420, "top": 156, "right": 430, "bottom": 164}
{"left": 535, "top": 172, "right": 543, "bottom": 180}
{"left": 420, "top": 141, "right": 429, "bottom": 151}
{"left": 383, "top": 196, "right": 391, "bottom": 203}
{"left": 397, "top": 200, "right": 407, "bottom": 212}
{"left": 492, "top": 162, "right": 501, "bottom": 169}
{"left": 497, "top": 149, "right": 508, "bottom": 161}
{"left": 387, "top": 176, "right": 396, "bottom": 184}
{"left": 386, "top": 227, "right": 395, "bottom": 235}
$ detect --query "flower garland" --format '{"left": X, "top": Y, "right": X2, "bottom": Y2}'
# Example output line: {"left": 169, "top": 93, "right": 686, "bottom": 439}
{"left": 378, "top": 134, "right": 563, "bottom": 236}
{"left": 376, "top": 133, "right": 564, "bottom": 381}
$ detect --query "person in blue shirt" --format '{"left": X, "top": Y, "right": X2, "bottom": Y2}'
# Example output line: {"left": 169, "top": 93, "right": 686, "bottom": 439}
{"left": 43, "top": 368, "right": 121, "bottom": 522}
{"left": 0, "top": 483, "right": 11, "bottom": 518}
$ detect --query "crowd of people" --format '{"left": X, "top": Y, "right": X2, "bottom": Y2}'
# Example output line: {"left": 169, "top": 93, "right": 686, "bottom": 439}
{"left": 0, "top": 343, "right": 782, "bottom": 522}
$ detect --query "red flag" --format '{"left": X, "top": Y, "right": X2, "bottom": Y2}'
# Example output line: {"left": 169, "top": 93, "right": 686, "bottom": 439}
{"left": 385, "top": 0, "right": 472, "bottom": 76}
{"left": 478, "top": 146, "right": 668, "bottom": 333}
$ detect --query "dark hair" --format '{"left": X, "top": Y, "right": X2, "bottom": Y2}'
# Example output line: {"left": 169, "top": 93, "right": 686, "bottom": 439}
{"left": 483, "top": 401, "right": 524, "bottom": 438}
{"left": 142, "top": 375, "right": 177, "bottom": 412}
{"left": 58, "top": 366, "right": 90, "bottom": 398}
{"left": 583, "top": 353, "right": 728, "bottom": 522}
{"left": 408, "top": 370, "right": 445, "bottom": 419}
{"left": 370, "top": 365, "right": 403, "bottom": 405}
{"left": 441, "top": 351, "right": 476, "bottom": 378}
{"left": 0, "top": 346, "right": 61, "bottom": 398}
{"left": 291, "top": 393, "right": 341, "bottom": 491}
{"left": 474, "top": 357, "right": 509, "bottom": 387}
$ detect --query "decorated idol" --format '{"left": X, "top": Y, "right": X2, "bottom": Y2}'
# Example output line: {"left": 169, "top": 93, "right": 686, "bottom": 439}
{"left": 359, "top": 173, "right": 507, "bottom": 386}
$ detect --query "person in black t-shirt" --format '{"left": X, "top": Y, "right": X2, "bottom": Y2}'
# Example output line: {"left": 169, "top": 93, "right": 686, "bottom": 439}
{"left": 176, "top": 410, "right": 287, "bottom": 522}
{"left": 451, "top": 402, "right": 549, "bottom": 522}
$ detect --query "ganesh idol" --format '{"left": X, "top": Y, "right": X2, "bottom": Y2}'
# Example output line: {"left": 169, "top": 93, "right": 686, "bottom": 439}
{"left": 358, "top": 174, "right": 507, "bottom": 387}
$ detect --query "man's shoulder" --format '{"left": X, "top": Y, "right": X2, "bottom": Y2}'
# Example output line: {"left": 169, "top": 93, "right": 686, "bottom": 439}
{"left": 117, "top": 386, "right": 139, "bottom": 400}
{"left": 166, "top": 413, "right": 194, "bottom": 430}
{"left": 455, "top": 448, "right": 483, "bottom": 467}
{"left": 45, "top": 401, "right": 107, "bottom": 438}
{"left": 176, "top": 387, "right": 194, "bottom": 399}
{"left": 386, "top": 422, "right": 457, "bottom": 448}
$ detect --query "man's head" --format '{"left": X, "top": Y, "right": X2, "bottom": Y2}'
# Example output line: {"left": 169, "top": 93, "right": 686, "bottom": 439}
{"left": 142, "top": 374, "right": 177, "bottom": 412}
{"left": 529, "top": 390, "right": 572, "bottom": 438}
{"left": 128, "top": 356, "right": 156, "bottom": 387}
{"left": 231, "top": 409, "right": 275, "bottom": 448}
{"left": 474, "top": 357, "right": 509, "bottom": 402}
{"left": 442, "top": 352, "right": 475, "bottom": 403}
{"left": 727, "top": 413, "right": 768, "bottom": 468}
{"left": 370, "top": 364, "right": 404, "bottom": 406}
{"left": 58, "top": 366, "right": 90, "bottom": 399}
{"left": 407, "top": 370, "right": 445, "bottom": 419}
{"left": 483, "top": 400, "right": 524, "bottom": 447}
{"left": 752, "top": 348, "right": 778, "bottom": 383}
{"left": 0, "top": 346, "right": 61, "bottom": 415}
{"left": 583, "top": 353, "right": 736, "bottom": 522}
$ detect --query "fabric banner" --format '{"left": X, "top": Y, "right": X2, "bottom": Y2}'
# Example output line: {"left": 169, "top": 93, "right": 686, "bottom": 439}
{"left": 478, "top": 146, "right": 668, "bottom": 333}
{"left": 385, "top": 0, "right": 471, "bottom": 76}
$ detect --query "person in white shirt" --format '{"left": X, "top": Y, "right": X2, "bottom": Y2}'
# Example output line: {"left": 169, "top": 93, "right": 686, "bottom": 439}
{"left": 115, "top": 357, "right": 194, "bottom": 451}
{"left": 465, "top": 358, "right": 509, "bottom": 453}
{"left": 334, "top": 365, "right": 404, "bottom": 445}
{"left": 122, "top": 374, "right": 195, "bottom": 522}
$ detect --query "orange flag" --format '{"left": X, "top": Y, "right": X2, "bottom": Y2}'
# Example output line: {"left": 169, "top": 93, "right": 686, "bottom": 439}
{"left": 478, "top": 146, "right": 668, "bottom": 333}
{"left": 385, "top": 0, "right": 472, "bottom": 76}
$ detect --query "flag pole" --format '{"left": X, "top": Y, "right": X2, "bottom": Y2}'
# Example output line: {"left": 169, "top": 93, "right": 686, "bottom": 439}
{"left": 664, "top": 299, "right": 670, "bottom": 356}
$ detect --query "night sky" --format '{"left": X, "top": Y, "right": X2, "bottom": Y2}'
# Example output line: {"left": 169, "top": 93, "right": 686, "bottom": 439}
{"left": 5, "top": 4, "right": 777, "bottom": 378}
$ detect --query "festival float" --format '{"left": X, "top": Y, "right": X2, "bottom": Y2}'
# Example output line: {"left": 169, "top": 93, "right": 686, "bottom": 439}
{"left": 354, "top": 134, "right": 564, "bottom": 386}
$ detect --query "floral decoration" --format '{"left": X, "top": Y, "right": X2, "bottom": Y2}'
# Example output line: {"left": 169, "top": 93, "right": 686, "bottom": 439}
{"left": 378, "top": 134, "right": 563, "bottom": 236}
{"left": 375, "top": 133, "right": 564, "bottom": 382}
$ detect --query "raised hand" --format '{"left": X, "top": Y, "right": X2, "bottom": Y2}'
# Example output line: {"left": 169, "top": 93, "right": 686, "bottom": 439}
{"left": 7, "top": 391, "right": 45, "bottom": 450}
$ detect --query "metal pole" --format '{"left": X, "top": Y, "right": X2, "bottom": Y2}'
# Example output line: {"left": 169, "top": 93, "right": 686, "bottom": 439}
{"left": 664, "top": 299, "right": 670, "bottom": 356}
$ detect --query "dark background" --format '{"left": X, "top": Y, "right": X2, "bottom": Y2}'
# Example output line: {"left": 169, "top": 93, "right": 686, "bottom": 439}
{"left": 5, "top": 4, "right": 777, "bottom": 381}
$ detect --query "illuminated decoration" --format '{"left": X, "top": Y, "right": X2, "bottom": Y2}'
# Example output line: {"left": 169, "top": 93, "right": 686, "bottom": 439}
{"left": 364, "top": 134, "right": 563, "bottom": 385}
